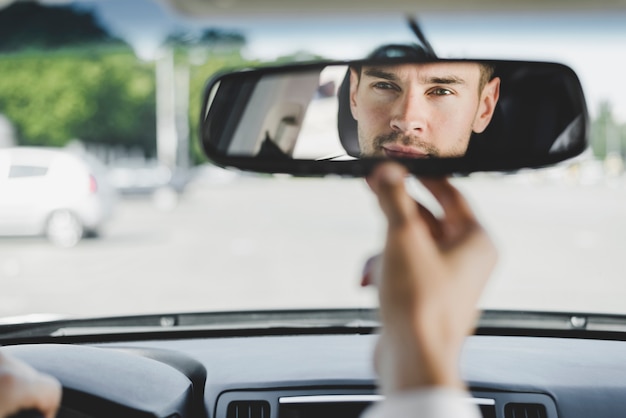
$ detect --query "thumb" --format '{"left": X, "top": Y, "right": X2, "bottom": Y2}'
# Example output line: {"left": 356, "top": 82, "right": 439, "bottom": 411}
{"left": 368, "top": 163, "right": 416, "bottom": 229}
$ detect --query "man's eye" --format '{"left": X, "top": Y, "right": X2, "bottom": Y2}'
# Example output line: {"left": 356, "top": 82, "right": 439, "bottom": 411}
{"left": 429, "top": 88, "right": 453, "bottom": 96}
{"left": 372, "top": 82, "right": 398, "bottom": 91}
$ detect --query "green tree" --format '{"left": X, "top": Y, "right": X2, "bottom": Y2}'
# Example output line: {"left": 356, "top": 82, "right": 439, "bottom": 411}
{"left": 0, "top": 2, "right": 158, "bottom": 155}
{"left": 0, "top": 48, "right": 157, "bottom": 155}
{"left": 0, "top": 2, "right": 328, "bottom": 166}
{"left": 0, "top": 3, "right": 115, "bottom": 52}
{"left": 590, "top": 101, "right": 626, "bottom": 159}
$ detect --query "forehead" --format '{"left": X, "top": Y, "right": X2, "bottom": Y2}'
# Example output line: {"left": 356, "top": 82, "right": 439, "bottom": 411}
{"left": 362, "top": 62, "right": 482, "bottom": 84}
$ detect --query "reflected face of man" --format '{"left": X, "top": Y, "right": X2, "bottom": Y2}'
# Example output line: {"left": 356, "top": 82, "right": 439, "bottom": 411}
{"left": 349, "top": 62, "right": 500, "bottom": 158}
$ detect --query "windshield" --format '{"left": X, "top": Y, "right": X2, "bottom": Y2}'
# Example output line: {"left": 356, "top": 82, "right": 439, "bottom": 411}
{"left": 1, "top": 1, "right": 625, "bottom": 324}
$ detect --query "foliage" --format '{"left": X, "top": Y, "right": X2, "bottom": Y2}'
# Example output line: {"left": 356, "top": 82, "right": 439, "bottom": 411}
{"left": 589, "top": 101, "right": 626, "bottom": 159}
{"left": 0, "top": 43, "right": 255, "bottom": 164}
{"left": 0, "top": 0, "right": 317, "bottom": 165}
{"left": 0, "top": 48, "right": 157, "bottom": 156}
{"left": 166, "top": 29, "right": 246, "bottom": 50}
{"left": 0, "top": 2, "right": 159, "bottom": 155}
{"left": 0, "top": 3, "right": 116, "bottom": 52}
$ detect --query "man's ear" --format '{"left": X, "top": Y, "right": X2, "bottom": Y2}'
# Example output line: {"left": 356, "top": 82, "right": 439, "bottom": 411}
{"left": 472, "top": 77, "right": 501, "bottom": 134}
{"left": 349, "top": 68, "right": 360, "bottom": 121}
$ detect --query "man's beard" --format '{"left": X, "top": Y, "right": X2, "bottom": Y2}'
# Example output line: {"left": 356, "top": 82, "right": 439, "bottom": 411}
{"left": 370, "top": 131, "right": 440, "bottom": 157}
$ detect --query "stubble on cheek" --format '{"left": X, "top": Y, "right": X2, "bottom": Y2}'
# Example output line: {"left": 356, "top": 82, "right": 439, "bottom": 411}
{"left": 357, "top": 124, "right": 378, "bottom": 157}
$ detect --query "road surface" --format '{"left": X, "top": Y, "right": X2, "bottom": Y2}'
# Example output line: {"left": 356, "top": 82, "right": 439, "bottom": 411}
{"left": 2, "top": 172, "right": 626, "bottom": 320}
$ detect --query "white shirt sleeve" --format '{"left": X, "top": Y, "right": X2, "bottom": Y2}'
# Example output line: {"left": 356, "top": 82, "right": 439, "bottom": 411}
{"left": 360, "top": 388, "right": 482, "bottom": 418}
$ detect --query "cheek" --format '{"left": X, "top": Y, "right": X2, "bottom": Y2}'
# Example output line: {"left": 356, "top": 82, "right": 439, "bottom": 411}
{"left": 427, "top": 100, "right": 477, "bottom": 153}
{"left": 358, "top": 100, "right": 391, "bottom": 132}
{"left": 433, "top": 99, "right": 478, "bottom": 133}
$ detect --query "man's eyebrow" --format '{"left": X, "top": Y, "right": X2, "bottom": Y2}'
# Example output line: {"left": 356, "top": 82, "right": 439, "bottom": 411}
{"left": 363, "top": 68, "right": 399, "bottom": 81}
{"left": 423, "top": 75, "right": 466, "bottom": 85}
{"left": 362, "top": 68, "right": 467, "bottom": 86}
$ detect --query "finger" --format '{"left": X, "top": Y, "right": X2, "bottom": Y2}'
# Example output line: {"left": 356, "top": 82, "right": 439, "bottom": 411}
{"left": 420, "top": 177, "right": 496, "bottom": 277}
{"left": 0, "top": 353, "right": 62, "bottom": 418}
{"left": 367, "top": 163, "right": 421, "bottom": 229}
{"left": 34, "top": 374, "right": 62, "bottom": 418}
{"left": 369, "top": 166, "right": 443, "bottom": 239}
{"left": 361, "top": 254, "right": 382, "bottom": 287}
{"left": 15, "top": 378, "right": 62, "bottom": 418}
{"left": 450, "top": 225, "right": 498, "bottom": 287}
{"left": 416, "top": 203, "right": 444, "bottom": 241}
{"left": 419, "top": 177, "right": 478, "bottom": 234}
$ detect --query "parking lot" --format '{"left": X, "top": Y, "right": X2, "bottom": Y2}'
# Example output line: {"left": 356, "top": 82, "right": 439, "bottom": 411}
{"left": 2, "top": 171, "right": 626, "bottom": 320}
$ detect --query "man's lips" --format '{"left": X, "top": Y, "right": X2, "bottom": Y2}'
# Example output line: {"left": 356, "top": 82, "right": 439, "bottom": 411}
{"left": 382, "top": 144, "right": 430, "bottom": 159}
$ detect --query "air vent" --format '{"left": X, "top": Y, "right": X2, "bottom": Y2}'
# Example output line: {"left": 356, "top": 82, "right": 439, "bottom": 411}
{"left": 227, "top": 401, "right": 270, "bottom": 418}
{"left": 504, "top": 403, "right": 548, "bottom": 418}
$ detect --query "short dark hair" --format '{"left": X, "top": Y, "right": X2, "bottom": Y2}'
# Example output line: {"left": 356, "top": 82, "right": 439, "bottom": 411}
{"left": 351, "top": 43, "right": 435, "bottom": 81}
{"left": 478, "top": 63, "right": 496, "bottom": 92}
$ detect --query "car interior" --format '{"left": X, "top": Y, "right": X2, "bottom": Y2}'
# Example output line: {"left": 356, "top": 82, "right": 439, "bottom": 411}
{"left": 2, "top": 0, "right": 626, "bottom": 417}
{"left": 7, "top": 310, "right": 626, "bottom": 418}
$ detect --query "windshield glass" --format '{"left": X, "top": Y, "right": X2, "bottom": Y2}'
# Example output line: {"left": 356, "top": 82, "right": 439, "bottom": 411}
{"left": 1, "top": 0, "right": 625, "bottom": 323}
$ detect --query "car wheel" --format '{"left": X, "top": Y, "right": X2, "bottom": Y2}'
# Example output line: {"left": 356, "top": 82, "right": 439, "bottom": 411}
{"left": 46, "top": 210, "right": 84, "bottom": 248}
{"left": 83, "top": 229, "right": 100, "bottom": 239}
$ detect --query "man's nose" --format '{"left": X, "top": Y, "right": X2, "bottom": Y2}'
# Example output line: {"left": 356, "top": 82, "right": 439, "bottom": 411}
{"left": 390, "top": 92, "right": 427, "bottom": 134}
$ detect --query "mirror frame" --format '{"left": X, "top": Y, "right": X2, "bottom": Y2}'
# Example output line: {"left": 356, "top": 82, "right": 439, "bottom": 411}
{"left": 200, "top": 58, "right": 588, "bottom": 176}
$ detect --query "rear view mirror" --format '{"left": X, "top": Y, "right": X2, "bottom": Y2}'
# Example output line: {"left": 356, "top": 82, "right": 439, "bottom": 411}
{"left": 200, "top": 59, "right": 588, "bottom": 176}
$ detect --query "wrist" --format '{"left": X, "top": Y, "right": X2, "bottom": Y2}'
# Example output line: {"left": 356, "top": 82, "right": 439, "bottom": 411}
{"left": 376, "top": 335, "right": 465, "bottom": 394}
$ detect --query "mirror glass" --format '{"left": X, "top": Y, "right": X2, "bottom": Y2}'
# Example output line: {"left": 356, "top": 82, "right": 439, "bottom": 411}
{"left": 201, "top": 59, "right": 587, "bottom": 175}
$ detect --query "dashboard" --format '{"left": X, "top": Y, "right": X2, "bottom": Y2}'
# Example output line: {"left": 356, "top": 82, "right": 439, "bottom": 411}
{"left": 5, "top": 331, "right": 626, "bottom": 418}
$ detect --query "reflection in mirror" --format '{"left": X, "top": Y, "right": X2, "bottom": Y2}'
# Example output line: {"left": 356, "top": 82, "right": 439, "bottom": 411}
{"left": 347, "top": 61, "right": 500, "bottom": 158}
{"left": 201, "top": 59, "right": 587, "bottom": 174}
{"left": 204, "top": 66, "right": 349, "bottom": 161}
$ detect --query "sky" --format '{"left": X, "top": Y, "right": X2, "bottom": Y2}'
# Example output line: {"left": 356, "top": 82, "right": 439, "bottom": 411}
{"left": 48, "top": 0, "right": 626, "bottom": 122}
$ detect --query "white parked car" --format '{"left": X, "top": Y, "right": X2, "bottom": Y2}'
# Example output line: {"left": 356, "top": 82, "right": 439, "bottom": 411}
{"left": 0, "top": 146, "right": 116, "bottom": 247}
